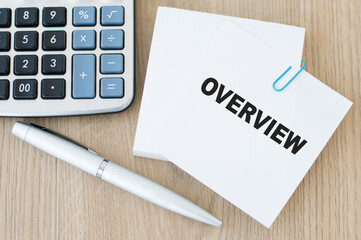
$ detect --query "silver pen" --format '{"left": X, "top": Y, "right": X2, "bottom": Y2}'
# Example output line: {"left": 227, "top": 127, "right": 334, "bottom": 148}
{"left": 12, "top": 121, "right": 222, "bottom": 227}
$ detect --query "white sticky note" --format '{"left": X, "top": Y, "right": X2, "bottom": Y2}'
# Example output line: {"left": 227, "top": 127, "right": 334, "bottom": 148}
{"left": 152, "top": 22, "right": 352, "bottom": 227}
{"left": 134, "top": 7, "right": 305, "bottom": 161}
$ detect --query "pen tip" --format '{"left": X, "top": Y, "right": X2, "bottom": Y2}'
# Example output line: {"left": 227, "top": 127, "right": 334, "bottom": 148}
{"left": 209, "top": 216, "right": 223, "bottom": 227}
{"left": 196, "top": 210, "right": 222, "bottom": 227}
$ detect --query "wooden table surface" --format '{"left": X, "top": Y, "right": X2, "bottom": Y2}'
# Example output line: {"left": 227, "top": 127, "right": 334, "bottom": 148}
{"left": 1, "top": 0, "right": 360, "bottom": 239}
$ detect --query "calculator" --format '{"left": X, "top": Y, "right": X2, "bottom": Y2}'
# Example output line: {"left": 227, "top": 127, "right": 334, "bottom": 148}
{"left": 0, "top": 0, "right": 134, "bottom": 117}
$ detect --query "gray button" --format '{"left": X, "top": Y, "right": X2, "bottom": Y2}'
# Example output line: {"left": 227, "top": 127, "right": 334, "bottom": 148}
{"left": 72, "top": 30, "right": 96, "bottom": 50}
{"left": 100, "top": 78, "right": 124, "bottom": 98}
{"left": 100, "top": 54, "right": 124, "bottom": 74}
{"left": 73, "top": 6, "right": 96, "bottom": 26}
{"left": 100, "top": 30, "right": 124, "bottom": 50}
{"left": 72, "top": 54, "right": 95, "bottom": 99}
{"left": 101, "top": 6, "right": 124, "bottom": 26}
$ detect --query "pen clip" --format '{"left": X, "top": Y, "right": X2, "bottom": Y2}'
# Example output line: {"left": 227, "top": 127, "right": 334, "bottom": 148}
{"left": 30, "top": 123, "right": 98, "bottom": 155}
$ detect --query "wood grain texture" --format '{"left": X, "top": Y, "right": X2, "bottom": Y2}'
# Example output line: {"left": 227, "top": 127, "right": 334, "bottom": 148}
{"left": 1, "top": 0, "right": 360, "bottom": 239}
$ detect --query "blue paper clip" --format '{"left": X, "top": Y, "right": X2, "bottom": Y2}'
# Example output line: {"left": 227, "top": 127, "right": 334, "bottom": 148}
{"left": 273, "top": 60, "right": 306, "bottom": 91}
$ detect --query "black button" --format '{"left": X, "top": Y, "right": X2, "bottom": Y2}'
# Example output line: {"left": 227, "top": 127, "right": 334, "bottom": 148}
{"left": 14, "top": 31, "right": 38, "bottom": 51}
{"left": 13, "top": 79, "right": 37, "bottom": 99}
{"left": 0, "top": 8, "right": 11, "bottom": 28}
{"left": 0, "top": 32, "right": 10, "bottom": 51}
{"left": 42, "top": 31, "right": 66, "bottom": 51}
{"left": 0, "top": 79, "right": 9, "bottom": 100}
{"left": 42, "top": 55, "right": 66, "bottom": 75}
{"left": 41, "top": 79, "right": 65, "bottom": 99}
{"left": 15, "top": 8, "right": 39, "bottom": 27}
{"left": 0, "top": 55, "right": 10, "bottom": 75}
{"left": 14, "top": 55, "right": 38, "bottom": 75}
{"left": 43, "top": 7, "right": 67, "bottom": 27}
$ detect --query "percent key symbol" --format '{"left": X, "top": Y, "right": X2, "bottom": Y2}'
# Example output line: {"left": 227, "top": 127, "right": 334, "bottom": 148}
{"left": 79, "top": 10, "right": 89, "bottom": 19}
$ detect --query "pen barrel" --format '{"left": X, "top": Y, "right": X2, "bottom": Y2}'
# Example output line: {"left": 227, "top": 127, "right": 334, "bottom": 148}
{"left": 12, "top": 122, "right": 222, "bottom": 226}
{"left": 13, "top": 122, "right": 104, "bottom": 176}
{"left": 101, "top": 162, "right": 222, "bottom": 227}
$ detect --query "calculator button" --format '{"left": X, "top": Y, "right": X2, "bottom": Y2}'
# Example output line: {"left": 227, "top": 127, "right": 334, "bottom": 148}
{"left": 100, "top": 78, "right": 124, "bottom": 98}
{"left": 72, "top": 30, "right": 96, "bottom": 50}
{"left": 0, "top": 80, "right": 9, "bottom": 100}
{"left": 101, "top": 6, "right": 124, "bottom": 26}
{"left": 72, "top": 54, "right": 96, "bottom": 99}
{"left": 100, "top": 30, "right": 124, "bottom": 50}
{"left": 41, "top": 79, "right": 65, "bottom": 99}
{"left": 14, "top": 55, "right": 38, "bottom": 75}
{"left": 43, "top": 7, "right": 67, "bottom": 27}
{"left": 100, "top": 54, "right": 124, "bottom": 74}
{"left": 0, "top": 56, "right": 10, "bottom": 75}
{"left": 42, "top": 31, "right": 66, "bottom": 51}
{"left": 42, "top": 55, "right": 66, "bottom": 75}
{"left": 13, "top": 79, "right": 37, "bottom": 99}
{"left": 73, "top": 7, "right": 96, "bottom": 26}
{"left": 14, "top": 31, "right": 38, "bottom": 51}
{"left": 0, "top": 32, "right": 10, "bottom": 51}
{"left": 0, "top": 9, "right": 11, "bottom": 28}
{"left": 15, "top": 8, "right": 39, "bottom": 27}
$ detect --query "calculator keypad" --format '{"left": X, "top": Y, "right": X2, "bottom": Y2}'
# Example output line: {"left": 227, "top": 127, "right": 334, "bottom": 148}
{"left": 41, "top": 79, "right": 65, "bottom": 99}
{"left": 0, "top": 80, "right": 9, "bottom": 100}
{"left": 14, "top": 55, "right": 38, "bottom": 75}
{"left": 14, "top": 31, "right": 39, "bottom": 51}
{"left": 13, "top": 79, "right": 37, "bottom": 99}
{"left": 0, "top": 1, "right": 134, "bottom": 117}
{"left": 42, "top": 55, "right": 66, "bottom": 75}
{"left": 0, "top": 56, "right": 10, "bottom": 75}
{"left": 43, "top": 7, "right": 66, "bottom": 27}
{"left": 15, "top": 8, "right": 39, "bottom": 27}
{"left": 0, "top": 8, "right": 11, "bottom": 28}
{"left": 42, "top": 31, "right": 66, "bottom": 51}
{"left": 0, "top": 32, "right": 10, "bottom": 51}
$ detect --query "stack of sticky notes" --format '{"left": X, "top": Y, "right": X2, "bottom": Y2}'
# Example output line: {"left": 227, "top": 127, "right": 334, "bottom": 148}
{"left": 134, "top": 7, "right": 352, "bottom": 227}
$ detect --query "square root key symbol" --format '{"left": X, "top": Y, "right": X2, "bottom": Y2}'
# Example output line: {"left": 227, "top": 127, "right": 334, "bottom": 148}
{"left": 101, "top": 6, "right": 124, "bottom": 26}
